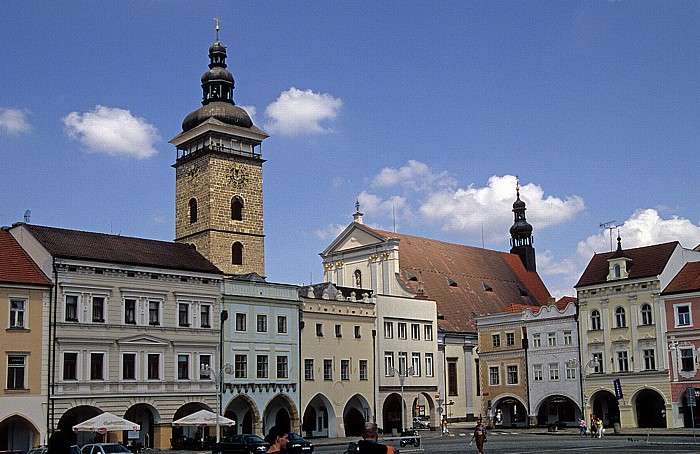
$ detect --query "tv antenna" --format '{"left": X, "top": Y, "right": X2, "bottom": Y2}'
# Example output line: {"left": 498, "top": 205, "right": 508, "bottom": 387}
{"left": 599, "top": 220, "right": 618, "bottom": 251}
{"left": 24, "top": 210, "right": 31, "bottom": 224}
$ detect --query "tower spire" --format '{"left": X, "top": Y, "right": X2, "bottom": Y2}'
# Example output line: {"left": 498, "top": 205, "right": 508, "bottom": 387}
{"left": 214, "top": 17, "right": 220, "bottom": 42}
{"left": 509, "top": 176, "right": 536, "bottom": 272}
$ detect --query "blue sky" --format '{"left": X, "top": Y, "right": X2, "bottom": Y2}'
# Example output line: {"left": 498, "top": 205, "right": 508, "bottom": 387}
{"left": 1, "top": 2, "right": 698, "bottom": 298}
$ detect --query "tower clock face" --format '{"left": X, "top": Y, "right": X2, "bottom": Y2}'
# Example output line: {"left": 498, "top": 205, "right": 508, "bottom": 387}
{"left": 186, "top": 163, "right": 200, "bottom": 180}
{"left": 229, "top": 163, "right": 249, "bottom": 188}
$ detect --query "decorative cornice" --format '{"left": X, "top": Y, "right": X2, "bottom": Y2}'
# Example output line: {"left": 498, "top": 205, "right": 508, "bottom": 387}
{"left": 225, "top": 382, "right": 297, "bottom": 394}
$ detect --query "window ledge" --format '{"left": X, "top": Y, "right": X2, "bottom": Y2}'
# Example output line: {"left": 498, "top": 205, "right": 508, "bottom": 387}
{"left": 6, "top": 327, "right": 30, "bottom": 332}
{"left": 4, "top": 388, "right": 29, "bottom": 393}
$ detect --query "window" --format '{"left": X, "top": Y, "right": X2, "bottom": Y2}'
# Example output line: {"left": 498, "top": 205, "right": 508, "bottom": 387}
{"left": 532, "top": 333, "right": 541, "bottom": 348}
{"left": 489, "top": 366, "right": 500, "bottom": 385}
{"left": 148, "top": 300, "right": 159, "bottom": 325}
{"left": 177, "top": 354, "right": 189, "bottom": 380}
{"left": 643, "top": 349, "right": 656, "bottom": 370}
{"left": 592, "top": 353, "right": 603, "bottom": 374}
{"left": 235, "top": 313, "right": 247, "bottom": 331}
{"left": 359, "top": 360, "right": 368, "bottom": 380}
{"left": 384, "top": 321, "right": 393, "bottom": 339}
{"left": 677, "top": 305, "right": 692, "bottom": 327}
{"left": 278, "top": 316, "right": 288, "bottom": 334}
{"left": 232, "top": 242, "right": 243, "bottom": 265}
{"left": 411, "top": 324, "right": 420, "bottom": 340}
{"left": 257, "top": 355, "right": 268, "bottom": 379}
{"left": 63, "top": 352, "right": 78, "bottom": 380}
{"left": 492, "top": 334, "right": 501, "bottom": 348}
{"left": 354, "top": 326, "right": 361, "bottom": 339}
{"left": 124, "top": 298, "right": 136, "bottom": 324}
{"left": 231, "top": 197, "right": 243, "bottom": 221}
{"left": 566, "top": 363, "right": 577, "bottom": 379}
{"left": 640, "top": 304, "right": 653, "bottom": 325}
{"left": 323, "top": 359, "right": 333, "bottom": 380}
{"left": 549, "top": 363, "right": 559, "bottom": 380}
{"left": 613, "top": 263, "right": 621, "bottom": 278}
{"left": 507, "top": 365, "right": 518, "bottom": 384}
{"left": 92, "top": 297, "right": 104, "bottom": 322}
{"left": 448, "top": 360, "right": 458, "bottom": 395}
{"left": 680, "top": 348, "right": 694, "bottom": 372}
{"left": 341, "top": 359, "right": 350, "bottom": 380}
{"left": 384, "top": 352, "right": 394, "bottom": 376}
{"left": 304, "top": 359, "right": 314, "bottom": 380}
{"left": 506, "top": 332, "right": 515, "bottom": 346}
{"left": 590, "top": 310, "right": 601, "bottom": 330}
{"left": 412, "top": 353, "right": 421, "bottom": 376}
{"left": 178, "top": 303, "right": 190, "bottom": 327}
{"left": 616, "top": 351, "right": 629, "bottom": 372}
{"left": 547, "top": 332, "right": 556, "bottom": 346}
{"left": 354, "top": 270, "right": 362, "bottom": 288}
{"left": 424, "top": 324, "right": 433, "bottom": 341}
{"left": 533, "top": 364, "right": 543, "bottom": 381}
{"left": 189, "top": 198, "right": 197, "bottom": 223}
{"left": 234, "top": 354, "right": 247, "bottom": 378}
{"left": 199, "top": 354, "right": 211, "bottom": 379}
{"left": 615, "top": 307, "right": 627, "bottom": 328}
{"left": 316, "top": 323, "right": 323, "bottom": 337}
{"left": 123, "top": 353, "right": 136, "bottom": 380}
{"left": 147, "top": 354, "right": 160, "bottom": 380}
{"left": 7, "top": 355, "right": 26, "bottom": 389}
{"left": 66, "top": 295, "right": 78, "bottom": 321}
{"left": 9, "top": 299, "right": 25, "bottom": 328}
{"left": 398, "top": 323, "right": 407, "bottom": 340}
{"left": 398, "top": 352, "right": 408, "bottom": 375}
{"left": 200, "top": 304, "right": 211, "bottom": 328}
{"left": 425, "top": 353, "right": 434, "bottom": 377}
{"left": 257, "top": 314, "right": 268, "bottom": 333}
{"left": 277, "top": 355, "right": 288, "bottom": 379}
{"left": 335, "top": 324, "right": 342, "bottom": 337}
{"left": 90, "top": 353, "right": 104, "bottom": 380}
{"left": 564, "top": 331, "right": 572, "bottom": 346}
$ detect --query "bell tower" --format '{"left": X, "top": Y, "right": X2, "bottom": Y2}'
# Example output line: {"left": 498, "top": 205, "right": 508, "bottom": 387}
{"left": 509, "top": 177, "right": 536, "bottom": 272}
{"left": 171, "top": 24, "right": 267, "bottom": 276}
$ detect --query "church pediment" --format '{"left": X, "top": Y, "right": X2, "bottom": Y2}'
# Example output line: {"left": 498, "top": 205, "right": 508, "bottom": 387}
{"left": 117, "top": 335, "right": 170, "bottom": 346}
{"left": 321, "top": 224, "right": 387, "bottom": 256}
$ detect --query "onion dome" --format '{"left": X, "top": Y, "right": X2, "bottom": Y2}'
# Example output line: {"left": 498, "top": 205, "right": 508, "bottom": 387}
{"left": 510, "top": 183, "right": 533, "bottom": 237}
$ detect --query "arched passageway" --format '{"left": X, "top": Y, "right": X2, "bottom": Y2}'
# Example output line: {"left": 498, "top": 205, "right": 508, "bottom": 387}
{"left": 591, "top": 390, "right": 620, "bottom": 428}
{"left": 343, "top": 394, "right": 371, "bottom": 437}
{"left": 0, "top": 415, "right": 39, "bottom": 451}
{"left": 172, "top": 402, "right": 210, "bottom": 441}
{"left": 125, "top": 403, "right": 159, "bottom": 448}
{"left": 302, "top": 394, "right": 334, "bottom": 438}
{"left": 536, "top": 395, "right": 580, "bottom": 427}
{"left": 634, "top": 389, "right": 666, "bottom": 428}
{"left": 224, "top": 394, "right": 260, "bottom": 436}
{"left": 493, "top": 397, "right": 528, "bottom": 428}
{"left": 681, "top": 388, "right": 700, "bottom": 428}
{"left": 58, "top": 406, "right": 100, "bottom": 445}
{"left": 382, "top": 393, "right": 403, "bottom": 433}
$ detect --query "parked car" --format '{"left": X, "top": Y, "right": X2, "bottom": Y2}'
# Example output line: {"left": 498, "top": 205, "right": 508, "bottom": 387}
{"left": 213, "top": 434, "right": 269, "bottom": 454}
{"left": 81, "top": 444, "right": 130, "bottom": 454}
{"left": 71, "top": 446, "right": 81, "bottom": 454}
{"left": 286, "top": 432, "right": 313, "bottom": 454}
{"left": 413, "top": 417, "right": 430, "bottom": 429}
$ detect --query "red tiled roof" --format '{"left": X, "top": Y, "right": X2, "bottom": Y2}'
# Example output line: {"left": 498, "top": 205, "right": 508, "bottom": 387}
{"left": 367, "top": 228, "right": 550, "bottom": 333}
{"left": 0, "top": 229, "right": 52, "bottom": 286}
{"left": 20, "top": 224, "right": 222, "bottom": 275}
{"left": 575, "top": 241, "right": 679, "bottom": 288}
{"left": 663, "top": 262, "right": 700, "bottom": 295}
{"left": 555, "top": 296, "right": 577, "bottom": 310}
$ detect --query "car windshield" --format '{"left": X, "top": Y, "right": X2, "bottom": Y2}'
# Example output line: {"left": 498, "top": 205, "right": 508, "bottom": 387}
{"left": 243, "top": 435, "right": 264, "bottom": 443}
{"left": 287, "top": 433, "right": 302, "bottom": 441}
{"left": 103, "top": 446, "right": 130, "bottom": 454}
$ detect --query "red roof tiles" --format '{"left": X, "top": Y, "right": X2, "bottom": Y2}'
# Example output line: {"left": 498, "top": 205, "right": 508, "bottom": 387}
{"left": 663, "top": 262, "right": 700, "bottom": 295}
{"left": 0, "top": 229, "right": 52, "bottom": 286}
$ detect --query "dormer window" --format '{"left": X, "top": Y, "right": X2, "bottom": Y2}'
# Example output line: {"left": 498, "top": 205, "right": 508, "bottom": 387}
{"left": 614, "top": 264, "right": 621, "bottom": 278}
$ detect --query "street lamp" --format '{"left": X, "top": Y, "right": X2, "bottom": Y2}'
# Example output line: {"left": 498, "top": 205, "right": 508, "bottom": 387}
{"left": 566, "top": 357, "right": 600, "bottom": 423}
{"left": 201, "top": 362, "right": 233, "bottom": 442}
{"left": 390, "top": 366, "right": 415, "bottom": 431}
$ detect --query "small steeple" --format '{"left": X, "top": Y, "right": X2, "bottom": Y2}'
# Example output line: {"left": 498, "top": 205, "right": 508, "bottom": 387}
{"left": 509, "top": 176, "right": 536, "bottom": 272}
{"left": 353, "top": 200, "right": 364, "bottom": 224}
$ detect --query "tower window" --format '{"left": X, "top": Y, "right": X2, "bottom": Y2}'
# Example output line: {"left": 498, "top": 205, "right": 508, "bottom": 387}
{"left": 232, "top": 242, "right": 243, "bottom": 265}
{"left": 189, "top": 198, "right": 198, "bottom": 223}
{"left": 231, "top": 197, "right": 244, "bottom": 221}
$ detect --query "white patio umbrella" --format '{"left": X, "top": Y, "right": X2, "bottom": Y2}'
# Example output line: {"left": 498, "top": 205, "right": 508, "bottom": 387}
{"left": 172, "top": 409, "right": 235, "bottom": 427}
{"left": 73, "top": 412, "right": 140, "bottom": 433}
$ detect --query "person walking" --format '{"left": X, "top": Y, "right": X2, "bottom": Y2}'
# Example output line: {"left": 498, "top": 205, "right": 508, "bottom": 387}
{"left": 469, "top": 419, "right": 487, "bottom": 454}
{"left": 441, "top": 416, "right": 449, "bottom": 435}
{"left": 578, "top": 418, "right": 587, "bottom": 438}
{"left": 596, "top": 418, "right": 604, "bottom": 438}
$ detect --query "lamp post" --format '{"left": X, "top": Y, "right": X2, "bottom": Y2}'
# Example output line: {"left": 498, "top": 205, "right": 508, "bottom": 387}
{"left": 390, "top": 366, "right": 415, "bottom": 431}
{"left": 566, "top": 357, "right": 600, "bottom": 424}
{"left": 201, "top": 362, "right": 233, "bottom": 442}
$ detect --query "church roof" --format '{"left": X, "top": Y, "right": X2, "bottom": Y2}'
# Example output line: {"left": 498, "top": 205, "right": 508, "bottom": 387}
{"left": 575, "top": 241, "right": 679, "bottom": 288}
{"left": 662, "top": 261, "right": 700, "bottom": 295}
{"left": 19, "top": 224, "right": 222, "bottom": 275}
{"left": 365, "top": 227, "right": 551, "bottom": 333}
{"left": 0, "top": 229, "right": 52, "bottom": 286}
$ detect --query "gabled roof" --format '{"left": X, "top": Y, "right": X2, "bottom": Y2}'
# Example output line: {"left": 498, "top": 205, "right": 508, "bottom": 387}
{"left": 575, "top": 241, "right": 679, "bottom": 288}
{"left": 19, "top": 224, "right": 222, "bottom": 275}
{"left": 365, "top": 227, "right": 550, "bottom": 333}
{"left": 0, "top": 229, "right": 52, "bottom": 286}
{"left": 663, "top": 262, "right": 700, "bottom": 295}
{"left": 555, "top": 296, "right": 577, "bottom": 310}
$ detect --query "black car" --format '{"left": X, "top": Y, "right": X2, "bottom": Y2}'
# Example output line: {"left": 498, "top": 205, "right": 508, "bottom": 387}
{"left": 286, "top": 432, "right": 314, "bottom": 454}
{"left": 214, "top": 434, "right": 269, "bottom": 454}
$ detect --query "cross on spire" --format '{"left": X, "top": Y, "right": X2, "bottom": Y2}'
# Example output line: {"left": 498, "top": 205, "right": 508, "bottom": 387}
{"left": 214, "top": 17, "right": 220, "bottom": 41}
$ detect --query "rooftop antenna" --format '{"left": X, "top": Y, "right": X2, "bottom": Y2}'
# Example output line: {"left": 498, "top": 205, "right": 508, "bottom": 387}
{"left": 599, "top": 220, "right": 618, "bottom": 252}
{"left": 24, "top": 210, "right": 31, "bottom": 223}
{"left": 392, "top": 202, "right": 396, "bottom": 233}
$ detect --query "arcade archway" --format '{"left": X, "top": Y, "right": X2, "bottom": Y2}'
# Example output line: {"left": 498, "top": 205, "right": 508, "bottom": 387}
{"left": 633, "top": 389, "right": 666, "bottom": 428}
{"left": 173, "top": 402, "right": 211, "bottom": 440}
{"left": 382, "top": 393, "right": 403, "bottom": 433}
{"left": 125, "top": 403, "right": 159, "bottom": 448}
{"left": 263, "top": 394, "right": 298, "bottom": 435}
{"left": 343, "top": 394, "right": 372, "bottom": 437}
{"left": 302, "top": 394, "right": 335, "bottom": 438}
{"left": 680, "top": 388, "right": 700, "bottom": 428}
{"left": 0, "top": 415, "right": 40, "bottom": 451}
{"left": 224, "top": 394, "right": 261, "bottom": 436}
{"left": 590, "top": 390, "right": 620, "bottom": 428}
{"left": 57, "top": 405, "right": 100, "bottom": 445}
{"left": 493, "top": 396, "right": 528, "bottom": 428}
{"left": 535, "top": 395, "right": 580, "bottom": 426}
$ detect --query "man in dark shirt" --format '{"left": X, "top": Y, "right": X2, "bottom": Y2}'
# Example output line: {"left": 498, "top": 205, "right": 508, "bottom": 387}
{"left": 356, "top": 422, "right": 394, "bottom": 454}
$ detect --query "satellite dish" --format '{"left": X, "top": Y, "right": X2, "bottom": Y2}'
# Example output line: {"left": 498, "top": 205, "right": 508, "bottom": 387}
{"left": 24, "top": 210, "right": 31, "bottom": 223}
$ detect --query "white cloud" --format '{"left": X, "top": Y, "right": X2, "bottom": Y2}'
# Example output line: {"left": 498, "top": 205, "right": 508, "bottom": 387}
{"left": 372, "top": 160, "right": 456, "bottom": 192}
{"left": 358, "top": 191, "right": 414, "bottom": 223}
{"left": 62, "top": 105, "right": 159, "bottom": 159}
{"left": 264, "top": 87, "right": 342, "bottom": 136}
{"left": 314, "top": 223, "right": 347, "bottom": 241}
{"left": 0, "top": 108, "right": 31, "bottom": 134}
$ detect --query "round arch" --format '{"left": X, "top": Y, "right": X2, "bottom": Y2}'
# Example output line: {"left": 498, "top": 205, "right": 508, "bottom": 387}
{"left": 382, "top": 393, "right": 403, "bottom": 434}
{"left": 491, "top": 394, "right": 528, "bottom": 428}
{"left": 533, "top": 395, "right": 580, "bottom": 427}
{"left": 0, "top": 414, "right": 41, "bottom": 451}
{"left": 58, "top": 405, "right": 101, "bottom": 445}
{"left": 631, "top": 388, "right": 667, "bottom": 428}
{"left": 225, "top": 394, "right": 262, "bottom": 436}
{"left": 125, "top": 402, "right": 160, "bottom": 448}
{"left": 302, "top": 393, "right": 336, "bottom": 438}
{"left": 173, "top": 402, "right": 211, "bottom": 441}
{"left": 679, "top": 387, "right": 700, "bottom": 428}
{"left": 263, "top": 393, "right": 299, "bottom": 435}
{"left": 343, "top": 394, "right": 372, "bottom": 437}
{"left": 590, "top": 389, "right": 620, "bottom": 428}
{"left": 411, "top": 392, "right": 435, "bottom": 427}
